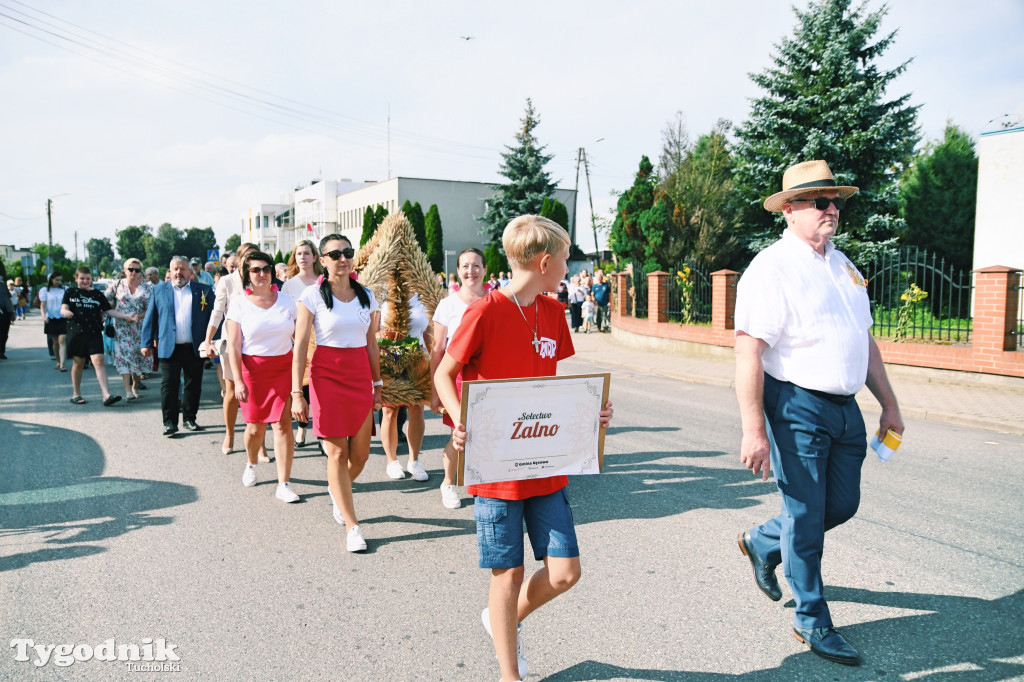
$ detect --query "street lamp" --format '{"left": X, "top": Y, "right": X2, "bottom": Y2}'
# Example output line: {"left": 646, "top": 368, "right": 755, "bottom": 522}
{"left": 46, "top": 194, "right": 70, "bottom": 276}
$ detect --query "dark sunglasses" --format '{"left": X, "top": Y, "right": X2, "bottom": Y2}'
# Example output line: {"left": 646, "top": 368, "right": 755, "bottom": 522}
{"left": 790, "top": 196, "right": 847, "bottom": 211}
{"left": 126, "top": 267, "right": 142, "bottom": 273}
{"left": 324, "top": 248, "right": 355, "bottom": 260}
{"left": 248, "top": 265, "right": 273, "bottom": 275}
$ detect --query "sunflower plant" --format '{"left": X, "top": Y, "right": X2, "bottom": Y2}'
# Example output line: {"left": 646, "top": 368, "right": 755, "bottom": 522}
{"left": 676, "top": 267, "right": 695, "bottom": 324}
{"left": 894, "top": 282, "right": 928, "bottom": 342}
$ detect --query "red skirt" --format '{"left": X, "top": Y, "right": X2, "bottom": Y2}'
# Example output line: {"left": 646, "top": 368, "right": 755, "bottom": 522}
{"left": 310, "top": 345, "right": 372, "bottom": 438}
{"left": 240, "top": 352, "right": 292, "bottom": 424}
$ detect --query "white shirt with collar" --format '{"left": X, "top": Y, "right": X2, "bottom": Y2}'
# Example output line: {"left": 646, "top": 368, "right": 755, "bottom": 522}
{"left": 173, "top": 282, "right": 193, "bottom": 345}
{"left": 734, "top": 229, "right": 873, "bottom": 396}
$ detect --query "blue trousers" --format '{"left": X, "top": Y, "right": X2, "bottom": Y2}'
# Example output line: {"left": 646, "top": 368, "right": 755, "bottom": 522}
{"left": 749, "top": 374, "right": 867, "bottom": 629}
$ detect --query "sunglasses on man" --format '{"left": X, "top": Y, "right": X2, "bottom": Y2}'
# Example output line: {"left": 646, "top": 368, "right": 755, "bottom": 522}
{"left": 790, "top": 196, "right": 847, "bottom": 211}
{"left": 324, "top": 248, "right": 355, "bottom": 260}
{"left": 126, "top": 267, "right": 142, "bottom": 273}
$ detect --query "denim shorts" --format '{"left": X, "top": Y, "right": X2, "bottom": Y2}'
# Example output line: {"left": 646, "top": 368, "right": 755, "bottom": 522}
{"left": 474, "top": 488, "right": 580, "bottom": 569}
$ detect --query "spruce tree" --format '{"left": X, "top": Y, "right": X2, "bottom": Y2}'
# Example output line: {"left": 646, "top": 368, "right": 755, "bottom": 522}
{"left": 479, "top": 99, "right": 557, "bottom": 244}
{"left": 732, "top": 0, "right": 919, "bottom": 257}
{"left": 899, "top": 123, "right": 977, "bottom": 271}
{"left": 424, "top": 204, "right": 444, "bottom": 274}
{"left": 360, "top": 206, "right": 376, "bottom": 247}
{"left": 609, "top": 156, "right": 658, "bottom": 269}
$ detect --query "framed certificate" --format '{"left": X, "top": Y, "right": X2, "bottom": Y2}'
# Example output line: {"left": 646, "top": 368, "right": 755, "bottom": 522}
{"left": 457, "top": 373, "right": 610, "bottom": 486}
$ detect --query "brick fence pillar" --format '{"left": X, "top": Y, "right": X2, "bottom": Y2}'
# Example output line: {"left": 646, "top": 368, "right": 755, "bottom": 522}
{"left": 613, "top": 272, "right": 630, "bottom": 317}
{"left": 972, "top": 265, "right": 1023, "bottom": 353}
{"left": 647, "top": 271, "right": 670, "bottom": 324}
{"left": 711, "top": 269, "right": 739, "bottom": 330}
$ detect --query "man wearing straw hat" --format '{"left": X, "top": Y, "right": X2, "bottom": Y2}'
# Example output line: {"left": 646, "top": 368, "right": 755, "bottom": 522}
{"left": 733, "top": 160, "right": 904, "bottom": 665}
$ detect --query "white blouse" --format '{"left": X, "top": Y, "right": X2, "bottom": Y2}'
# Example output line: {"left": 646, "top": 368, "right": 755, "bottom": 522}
{"left": 432, "top": 293, "right": 471, "bottom": 344}
{"left": 226, "top": 293, "right": 297, "bottom": 357}
{"left": 299, "top": 284, "right": 378, "bottom": 348}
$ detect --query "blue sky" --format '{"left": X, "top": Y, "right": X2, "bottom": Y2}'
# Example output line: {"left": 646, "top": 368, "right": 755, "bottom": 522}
{"left": 1, "top": 0, "right": 1021, "bottom": 257}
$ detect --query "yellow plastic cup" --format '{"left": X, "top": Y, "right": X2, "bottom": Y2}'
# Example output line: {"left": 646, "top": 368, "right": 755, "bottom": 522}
{"left": 870, "top": 429, "right": 902, "bottom": 462}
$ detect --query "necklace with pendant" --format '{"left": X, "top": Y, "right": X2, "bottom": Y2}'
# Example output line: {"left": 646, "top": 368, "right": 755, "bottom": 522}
{"left": 509, "top": 289, "right": 541, "bottom": 354}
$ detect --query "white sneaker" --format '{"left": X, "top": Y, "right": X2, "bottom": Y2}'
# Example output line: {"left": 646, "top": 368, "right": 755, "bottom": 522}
{"left": 275, "top": 482, "right": 299, "bottom": 503}
{"left": 328, "top": 490, "right": 344, "bottom": 525}
{"left": 346, "top": 525, "right": 367, "bottom": 552}
{"left": 241, "top": 464, "right": 257, "bottom": 487}
{"left": 257, "top": 452, "right": 271, "bottom": 463}
{"left": 481, "top": 607, "right": 527, "bottom": 679}
{"left": 385, "top": 460, "right": 405, "bottom": 479}
{"left": 407, "top": 460, "right": 429, "bottom": 481}
{"left": 440, "top": 484, "right": 462, "bottom": 509}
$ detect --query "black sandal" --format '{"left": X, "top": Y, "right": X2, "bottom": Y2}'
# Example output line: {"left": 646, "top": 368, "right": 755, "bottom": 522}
{"left": 103, "top": 395, "right": 122, "bottom": 407}
{"left": 70, "top": 396, "right": 87, "bottom": 405}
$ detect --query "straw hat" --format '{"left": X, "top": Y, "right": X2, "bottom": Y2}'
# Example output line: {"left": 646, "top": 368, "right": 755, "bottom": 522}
{"left": 763, "top": 160, "right": 858, "bottom": 212}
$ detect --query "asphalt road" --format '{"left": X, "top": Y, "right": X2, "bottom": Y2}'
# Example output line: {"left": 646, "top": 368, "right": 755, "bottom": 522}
{"left": 1, "top": 316, "right": 1022, "bottom": 681}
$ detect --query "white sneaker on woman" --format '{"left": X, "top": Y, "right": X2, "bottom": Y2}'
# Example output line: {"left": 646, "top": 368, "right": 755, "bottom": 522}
{"left": 328, "top": 490, "right": 344, "bottom": 525}
{"left": 385, "top": 460, "right": 405, "bottom": 479}
{"left": 241, "top": 464, "right": 257, "bottom": 487}
{"left": 440, "top": 485, "right": 462, "bottom": 509}
{"left": 346, "top": 525, "right": 367, "bottom": 552}
{"left": 275, "top": 482, "right": 299, "bottom": 503}
{"left": 407, "top": 460, "right": 428, "bottom": 481}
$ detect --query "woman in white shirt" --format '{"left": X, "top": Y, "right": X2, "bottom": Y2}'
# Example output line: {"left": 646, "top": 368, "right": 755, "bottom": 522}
{"left": 379, "top": 292, "right": 431, "bottom": 482}
{"left": 282, "top": 239, "right": 321, "bottom": 449}
{"left": 291, "top": 234, "right": 383, "bottom": 552}
{"left": 429, "top": 247, "right": 487, "bottom": 509}
{"left": 226, "top": 251, "right": 299, "bottom": 504}
{"left": 39, "top": 271, "right": 69, "bottom": 371}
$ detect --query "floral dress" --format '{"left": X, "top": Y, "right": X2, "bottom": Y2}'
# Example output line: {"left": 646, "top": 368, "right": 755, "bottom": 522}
{"left": 106, "top": 279, "right": 154, "bottom": 375}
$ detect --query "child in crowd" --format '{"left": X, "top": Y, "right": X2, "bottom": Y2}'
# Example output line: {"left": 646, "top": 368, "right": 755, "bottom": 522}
{"left": 582, "top": 293, "right": 596, "bottom": 333}
{"left": 435, "top": 215, "right": 613, "bottom": 682}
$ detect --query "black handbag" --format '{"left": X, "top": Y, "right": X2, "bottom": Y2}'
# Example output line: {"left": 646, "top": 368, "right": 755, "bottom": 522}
{"left": 104, "top": 318, "right": 116, "bottom": 337}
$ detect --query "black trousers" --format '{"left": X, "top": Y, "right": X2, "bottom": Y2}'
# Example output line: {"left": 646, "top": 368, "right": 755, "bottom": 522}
{"left": 569, "top": 301, "right": 583, "bottom": 330}
{"left": 161, "top": 343, "right": 203, "bottom": 426}
{"left": 0, "top": 313, "right": 10, "bottom": 355}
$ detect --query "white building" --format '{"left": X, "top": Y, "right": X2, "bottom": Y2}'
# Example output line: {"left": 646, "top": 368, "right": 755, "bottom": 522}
{"left": 241, "top": 203, "right": 290, "bottom": 256}
{"left": 335, "top": 177, "right": 577, "bottom": 274}
{"left": 973, "top": 123, "right": 1024, "bottom": 271}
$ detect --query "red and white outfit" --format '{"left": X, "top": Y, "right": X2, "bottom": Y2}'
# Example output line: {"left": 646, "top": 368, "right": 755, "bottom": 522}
{"left": 226, "top": 292, "right": 297, "bottom": 424}
{"left": 445, "top": 290, "right": 574, "bottom": 500}
{"left": 299, "top": 285, "right": 379, "bottom": 438}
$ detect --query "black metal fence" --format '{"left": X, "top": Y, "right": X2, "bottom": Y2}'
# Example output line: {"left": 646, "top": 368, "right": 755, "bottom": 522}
{"left": 632, "top": 268, "right": 648, "bottom": 319}
{"left": 663, "top": 262, "right": 713, "bottom": 324}
{"left": 863, "top": 247, "right": 973, "bottom": 343}
{"left": 1017, "top": 287, "right": 1023, "bottom": 349}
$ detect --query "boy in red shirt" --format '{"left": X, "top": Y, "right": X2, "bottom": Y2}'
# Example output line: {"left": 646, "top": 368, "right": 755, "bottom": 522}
{"left": 435, "top": 215, "right": 613, "bottom": 681}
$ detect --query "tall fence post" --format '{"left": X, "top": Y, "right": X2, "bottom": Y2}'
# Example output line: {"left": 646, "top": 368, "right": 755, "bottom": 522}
{"left": 711, "top": 269, "right": 738, "bottom": 330}
{"left": 972, "top": 266, "right": 1023, "bottom": 355}
{"left": 613, "top": 272, "right": 630, "bottom": 318}
{"left": 647, "top": 271, "right": 669, "bottom": 324}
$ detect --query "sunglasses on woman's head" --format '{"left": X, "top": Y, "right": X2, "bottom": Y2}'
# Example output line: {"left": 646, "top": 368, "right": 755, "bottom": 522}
{"left": 126, "top": 267, "right": 142, "bottom": 273}
{"left": 324, "top": 248, "right": 355, "bottom": 260}
{"left": 249, "top": 265, "right": 273, "bottom": 275}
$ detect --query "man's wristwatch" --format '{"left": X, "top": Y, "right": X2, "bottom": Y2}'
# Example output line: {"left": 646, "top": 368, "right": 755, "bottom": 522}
{"left": 371, "top": 380, "right": 383, "bottom": 387}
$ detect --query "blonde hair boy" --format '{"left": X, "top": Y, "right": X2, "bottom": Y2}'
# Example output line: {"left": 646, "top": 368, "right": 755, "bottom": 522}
{"left": 502, "top": 215, "right": 571, "bottom": 269}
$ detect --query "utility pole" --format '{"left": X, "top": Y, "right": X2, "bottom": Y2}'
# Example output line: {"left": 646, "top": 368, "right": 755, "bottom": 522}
{"left": 74, "top": 231, "right": 78, "bottom": 263}
{"left": 46, "top": 199, "right": 53, "bottom": 276}
{"left": 582, "top": 149, "right": 600, "bottom": 257}
{"left": 571, "top": 148, "right": 582, "bottom": 249}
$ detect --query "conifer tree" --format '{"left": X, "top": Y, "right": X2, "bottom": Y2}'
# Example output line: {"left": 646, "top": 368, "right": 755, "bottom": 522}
{"left": 899, "top": 123, "right": 977, "bottom": 271}
{"left": 410, "top": 202, "right": 426, "bottom": 249}
{"left": 483, "top": 243, "right": 508, "bottom": 278}
{"left": 360, "top": 206, "right": 376, "bottom": 247}
{"left": 732, "top": 0, "right": 919, "bottom": 258}
{"left": 479, "top": 99, "right": 557, "bottom": 244}
{"left": 424, "top": 204, "right": 444, "bottom": 274}
{"left": 609, "top": 156, "right": 658, "bottom": 269}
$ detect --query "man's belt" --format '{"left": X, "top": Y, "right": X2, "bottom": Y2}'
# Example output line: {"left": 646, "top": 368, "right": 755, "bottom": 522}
{"left": 798, "top": 385, "right": 857, "bottom": 406}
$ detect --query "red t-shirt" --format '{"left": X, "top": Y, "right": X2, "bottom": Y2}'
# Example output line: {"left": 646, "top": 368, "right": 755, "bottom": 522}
{"left": 446, "top": 290, "right": 575, "bottom": 500}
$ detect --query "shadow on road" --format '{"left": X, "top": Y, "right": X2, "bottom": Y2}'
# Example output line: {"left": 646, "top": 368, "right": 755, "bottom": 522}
{"left": 0, "top": 418, "right": 198, "bottom": 572}
{"left": 544, "top": 588, "right": 1024, "bottom": 680}
{"left": 570, "top": 450, "right": 774, "bottom": 525}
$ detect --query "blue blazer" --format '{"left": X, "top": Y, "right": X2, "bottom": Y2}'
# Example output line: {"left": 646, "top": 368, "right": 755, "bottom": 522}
{"left": 141, "top": 280, "right": 215, "bottom": 359}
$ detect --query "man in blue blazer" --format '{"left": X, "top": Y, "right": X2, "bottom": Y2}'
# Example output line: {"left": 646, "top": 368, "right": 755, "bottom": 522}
{"left": 141, "top": 256, "right": 214, "bottom": 437}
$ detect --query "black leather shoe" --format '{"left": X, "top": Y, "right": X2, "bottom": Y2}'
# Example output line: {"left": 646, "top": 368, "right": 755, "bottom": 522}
{"left": 793, "top": 626, "right": 860, "bottom": 665}
{"left": 738, "top": 530, "right": 782, "bottom": 601}
{"left": 182, "top": 420, "right": 201, "bottom": 432}
{"left": 163, "top": 423, "right": 179, "bottom": 437}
